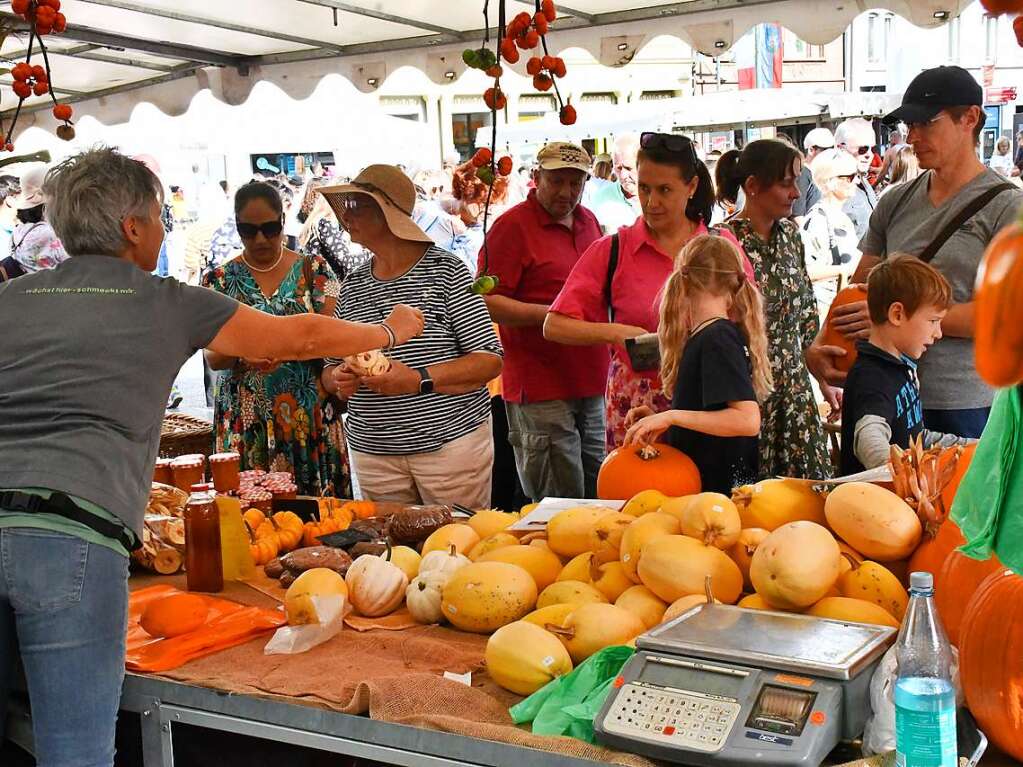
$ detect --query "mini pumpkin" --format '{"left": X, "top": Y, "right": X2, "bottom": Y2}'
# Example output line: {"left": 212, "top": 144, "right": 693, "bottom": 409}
{"left": 344, "top": 349, "right": 391, "bottom": 377}
{"left": 406, "top": 571, "right": 447, "bottom": 624}
{"left": 345, "top": 548, "right": 409, "bottom": 617}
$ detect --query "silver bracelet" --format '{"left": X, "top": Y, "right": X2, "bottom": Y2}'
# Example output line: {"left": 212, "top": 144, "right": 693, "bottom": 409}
{"left": 380, "top": 322, "right": 397, "bottom": 350}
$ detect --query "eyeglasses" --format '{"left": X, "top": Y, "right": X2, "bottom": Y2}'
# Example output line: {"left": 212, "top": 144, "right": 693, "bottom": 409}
{"left": 640, "top": 132, "right": 699, "bottom": 163}
{"left": 905, "top": 112, "right": 949, "bottom": 132}
{"left": 236, "top": 219, "right": 283, "bottom": 239}
{"left": 837, "top": 174, "right": 856, "bottom": 182}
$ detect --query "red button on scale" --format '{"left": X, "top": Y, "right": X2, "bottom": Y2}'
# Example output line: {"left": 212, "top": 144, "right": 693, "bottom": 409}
{"left": 810, "top": 711, "right": 826, "bottom": 726}
{"left": 613, "top": 676, "right": 625, "bottom": 689}
{"left": 663, "top": 726, "right": 676, "bottom": 736}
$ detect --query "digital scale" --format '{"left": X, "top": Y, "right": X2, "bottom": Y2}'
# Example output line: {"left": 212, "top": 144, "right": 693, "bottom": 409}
{"left": 594, "top": 604, "right": 897, "bottom": 766}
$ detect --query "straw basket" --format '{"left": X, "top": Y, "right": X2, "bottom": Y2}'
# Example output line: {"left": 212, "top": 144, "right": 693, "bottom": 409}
{"left": 159, "top": 413, "right": 213, "bottom": 459}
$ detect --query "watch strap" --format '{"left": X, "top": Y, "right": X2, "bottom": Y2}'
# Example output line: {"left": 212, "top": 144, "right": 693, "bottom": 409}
{"left": 417, "top": 367, "right": 433, "bottom": 394}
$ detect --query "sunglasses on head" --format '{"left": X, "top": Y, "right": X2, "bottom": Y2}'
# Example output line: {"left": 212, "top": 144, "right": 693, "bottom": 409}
{"left": 640, "top": 132, "right": 699, "bottom": 162}
{"left": 236, "top": 219, "right": 283, "bottom": 239}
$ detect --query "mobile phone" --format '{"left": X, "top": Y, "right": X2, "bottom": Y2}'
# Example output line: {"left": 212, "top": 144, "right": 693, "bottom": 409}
{"left": 625, "top": 333, "right": 661, "bottom": 372}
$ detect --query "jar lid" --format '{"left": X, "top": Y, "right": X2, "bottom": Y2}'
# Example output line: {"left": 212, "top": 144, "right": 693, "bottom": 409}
{"left": 209, "top": 452, "right": 241, "bottom": 463}
{"left": 171, "top": 454, "right": 205, "bottom": 467}
{"left": 189, "top": 483, "right": 214, "bottom": 492}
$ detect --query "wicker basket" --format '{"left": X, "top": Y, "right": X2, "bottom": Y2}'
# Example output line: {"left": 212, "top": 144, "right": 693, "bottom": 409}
{"left": 159, "top": 413, "right": 214, "bottom": 459}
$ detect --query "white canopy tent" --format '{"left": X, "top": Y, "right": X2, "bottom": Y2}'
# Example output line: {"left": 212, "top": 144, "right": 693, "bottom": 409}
{"left": 0, "top": 0, "right": 967, "bottom": 136}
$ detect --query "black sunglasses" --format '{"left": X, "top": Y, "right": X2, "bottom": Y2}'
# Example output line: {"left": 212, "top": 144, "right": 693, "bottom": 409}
{"left": 640, "top": 132, "right": 699, "bottom": 163}
{"left": 237, "top": 219, "right": 284, "bottom": 239}
{"left": 837, "top": 174, "right": 856, "bottom": 182}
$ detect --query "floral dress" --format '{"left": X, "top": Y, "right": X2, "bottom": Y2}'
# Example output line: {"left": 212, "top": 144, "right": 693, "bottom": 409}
{"left": 725, "top": 218, "right": 832, "bottom": 480}
{"left": 202, "top": 255, "right": 352, "bottom": 496}
{"left": 300, "top": 218, "right": 369, "bottom": 282}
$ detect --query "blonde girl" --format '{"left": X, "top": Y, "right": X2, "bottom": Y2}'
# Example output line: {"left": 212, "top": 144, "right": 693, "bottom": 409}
{"left": 624, "top": 235, "right": 772, "bottom": 492}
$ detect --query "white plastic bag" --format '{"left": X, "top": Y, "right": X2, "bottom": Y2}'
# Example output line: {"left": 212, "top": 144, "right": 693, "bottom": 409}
{"left": 862, "top": 644, "right": 963, "bottom": 756}
{"left": 264, "top": 595, "right": 346, "bottom": 655}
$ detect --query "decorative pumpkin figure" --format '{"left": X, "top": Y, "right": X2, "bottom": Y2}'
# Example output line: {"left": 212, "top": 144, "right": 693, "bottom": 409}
{"left": 596, "top": 443, "right": 701, "bottom": 500}
{"left": 343, "top": 349, "right": 391, "bottom": 377}
{"left": 345, "top": 551, "right": 408, "bottom": 617}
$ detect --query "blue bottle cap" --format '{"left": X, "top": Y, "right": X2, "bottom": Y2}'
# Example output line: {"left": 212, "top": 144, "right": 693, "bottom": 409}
{"left": 909, "top": 571, "right": 934, "bottom": 591}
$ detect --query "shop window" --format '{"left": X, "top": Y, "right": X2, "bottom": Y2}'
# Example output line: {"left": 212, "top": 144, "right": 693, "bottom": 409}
{"left": 451, "top": 111, "right": 493, "bottom": 162}
{"left": 985, "top": 15, "right": 998, "bottom": 63}
{"left": 867, "top": 13, "right": 891, "bottom": 66}
{"left": 518, "top": 94, "right": 557, "bottom": 122}
{"left": 580, "top": 92, "right": 618, "bottom": 104}
{"left": 639, "top": 90, "right": 679, "bottom": 100}
{"left": 379, "top": 96, "right": 426, "bottom": 122}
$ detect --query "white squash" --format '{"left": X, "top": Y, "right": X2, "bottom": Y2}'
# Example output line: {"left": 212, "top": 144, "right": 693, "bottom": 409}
{"left": 345, "top": 553, "right": 409, "bottom": 617}
{"left": 418, "top": 544, "right": 471, "bottom": 580}
{"left": 406, "top": 571, "right": 447, "bottom": 624}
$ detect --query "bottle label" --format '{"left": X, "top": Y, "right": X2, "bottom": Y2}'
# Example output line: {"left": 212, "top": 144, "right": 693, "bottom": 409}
{"left": 895, "top": 706, "right": 957, "bottom": 767}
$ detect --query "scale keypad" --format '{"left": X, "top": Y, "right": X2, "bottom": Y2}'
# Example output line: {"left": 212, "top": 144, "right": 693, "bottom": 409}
{"left": 602, "top": 684, "right": 740, "bottom": 751}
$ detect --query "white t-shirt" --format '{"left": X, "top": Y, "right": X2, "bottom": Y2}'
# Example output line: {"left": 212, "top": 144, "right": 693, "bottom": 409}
{"left": 989, "top": 152, "right": 1013, "bottom": 177}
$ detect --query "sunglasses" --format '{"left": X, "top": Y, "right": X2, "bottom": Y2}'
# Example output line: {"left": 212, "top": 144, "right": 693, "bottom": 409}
{"left": 640, "top": 132, "right": 699, "bottom": 163}
{"left": 237, "top": 219, "right": 283, "bottom": 239}
{"left": 853, "top": 146, "right": 872, "bottom": 156}
{"left": 837, "top": 174, "right": 856, "bottom": 182}
{"left": 905, "top": 113, "right": 949, "bottom": 132}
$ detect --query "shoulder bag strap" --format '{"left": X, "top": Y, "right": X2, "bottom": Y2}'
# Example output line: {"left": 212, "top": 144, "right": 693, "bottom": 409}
{"left": 604, "top": 233, "right": 620, "bottom": 323}
{"left": 918, "top": 182, "right": 1016, "bottom": 263}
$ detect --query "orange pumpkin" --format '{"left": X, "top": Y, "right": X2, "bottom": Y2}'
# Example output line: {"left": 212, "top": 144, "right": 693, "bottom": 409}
{"left": 271, "top": 511, "right": 304, "bottom": 552}
{"left": 958, "top": 569, "right": 1023, "bottom": 761}
{"left": 907, "top": 519, "right": 964, "bottom": 582}
{"left": 245, "top": 520, "right": 279, "bottom": 566}
{"left": 140, "top": 593, "right": 209, "bottom": 638}
{"left": 820, "top": 285, "right": 867, "bottom": 374}
{"left": 974, "top": 218, "right": 1023, "bottom": 387}
{"left": 597, "top": 443, "right": 701, "bottom": 500}
{"left": 940, "top": 442, "right": 975, "bottom": 515}
{"left": 934, "top": 549, "right": 1003, "bottom": 646}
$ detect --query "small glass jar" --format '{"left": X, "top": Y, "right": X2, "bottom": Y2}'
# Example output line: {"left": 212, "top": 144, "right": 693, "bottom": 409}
{"left": 152, "top": 458, "right": 174, "bottom": 486}
{"left": 208, "top": 452, "right": 241, "bottom": 494}
{"left": 170, "top": 454, "right": 206, "bottom": 493}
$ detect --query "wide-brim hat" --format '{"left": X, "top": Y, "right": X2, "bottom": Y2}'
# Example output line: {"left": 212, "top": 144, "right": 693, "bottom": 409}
{"left": 16, "top": 164, "right": 46, "bottom": 209}
{"left": 318, "top": 164, "right": 433, "bottom": 244}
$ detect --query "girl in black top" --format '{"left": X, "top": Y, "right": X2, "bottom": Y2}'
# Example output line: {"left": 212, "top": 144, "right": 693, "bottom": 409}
{"left": 624, "top": 235, "right": 773, "bottom": 493}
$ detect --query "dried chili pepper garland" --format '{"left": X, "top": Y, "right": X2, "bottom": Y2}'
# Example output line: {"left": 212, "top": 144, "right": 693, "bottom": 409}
{"left": 463, "top": 0, "right": 570, "bottom": 295}
{"left": 2, "top": 0, "right": 75, "bottom": 153}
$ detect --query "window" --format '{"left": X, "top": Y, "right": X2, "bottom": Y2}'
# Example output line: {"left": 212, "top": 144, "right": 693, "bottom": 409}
{"left": 639, "top": 90, "right": 680, "bottom": 100}
{"left": 985, "top": 15, "right": 998, "bottom": 62}
{"left": 783, "top": 29, "right": 825, "bottom": 60}
{"left": 867, "top": 13, "right": 891, "bottom": 66}
{"left": 947, "top": 17, "right": 961, "bottom": 64}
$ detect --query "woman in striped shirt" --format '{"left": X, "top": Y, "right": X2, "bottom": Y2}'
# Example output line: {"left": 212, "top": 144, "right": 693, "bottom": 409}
{"left": 320, "top": 165, "right": 503, "bottom": 508}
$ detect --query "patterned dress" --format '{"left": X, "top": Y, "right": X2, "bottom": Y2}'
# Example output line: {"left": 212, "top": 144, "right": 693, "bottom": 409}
{"left": 202, "top": 255, "right": 352, "bottom": 496}
{"left": 725, "top": 218, "right": 832, "bottom": 480}
{"left": 300, "top": 218, "right": 370, "bottom": 282}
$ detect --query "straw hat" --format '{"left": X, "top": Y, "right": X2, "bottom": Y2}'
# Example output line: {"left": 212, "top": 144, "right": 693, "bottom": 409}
{"left": 16, "top": 165, "right": 47, "bottom": 209}
{"left": 318, "top": 164, "right": 432, "bottom": 244}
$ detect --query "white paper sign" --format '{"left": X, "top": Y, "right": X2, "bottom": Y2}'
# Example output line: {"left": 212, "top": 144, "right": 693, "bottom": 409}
{"left": 509, "top": 497, "right": 625, "bottom": 531}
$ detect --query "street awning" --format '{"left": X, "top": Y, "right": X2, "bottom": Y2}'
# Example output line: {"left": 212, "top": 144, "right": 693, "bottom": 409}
{"left": 1, "top": 0, "right": 966, "bottom": 136}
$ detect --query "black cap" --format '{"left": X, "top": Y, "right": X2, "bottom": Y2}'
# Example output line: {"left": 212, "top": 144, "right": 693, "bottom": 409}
{"left": 883, "top": 65, "right": 983, "bottom": 125}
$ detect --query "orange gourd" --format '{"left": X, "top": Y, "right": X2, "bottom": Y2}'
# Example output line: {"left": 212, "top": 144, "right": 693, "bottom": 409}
{"left": 597, "top": 443, "right": 701, "bottom": 500}
{"left": 303, "top": 516, "right": 346, "bottom": 547}
{"left": 340, "top": 499, "right": 376, "bottom": 520}
{"left": 820, "top": 285, "right": 867, "bottom": 374}
{"left": 934, "top": 550, "right": 1004, "bottom": 647}
{"left": 245, "top": 520, "right": 279, "bottom": 566}
{"left": 242, "top": 508, "right": 266, "bottom": 531}
{"left": 140, "top": 593, "right": 209, "bottom": 638}
{"left": 974, "top": 218, "right": 1023, "bottom": 386}
{"left": 958, "top": 569, "right": 1023, "bottom": 760}
{"left": 940, "top": 442, "right": 975, "bottom": 515}
{"left": 907, "top": 519, "right": 964, "bottom": 580}
{"left": 271, "top": 511, "right": 304, "bottom": 552}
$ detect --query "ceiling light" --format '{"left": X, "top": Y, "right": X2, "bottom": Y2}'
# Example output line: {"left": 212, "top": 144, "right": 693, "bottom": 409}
{"left": 444, "top": 70, "right": 456, "bottom": 79}
{"left": 933, "top": 10, "right": 949, "bottom": 19}
{"left": 367, "top": 77, "right": 379, "bottom": 86}
{"left": 617, "top": 42, "right": 629, "bottom": 51}
{"left": 714, "top": 40, "right": 726, "bottom": 49}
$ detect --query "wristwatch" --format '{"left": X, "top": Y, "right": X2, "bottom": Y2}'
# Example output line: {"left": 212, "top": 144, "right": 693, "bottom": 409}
{"left": 417, "top": 367, "right": 434, "bottom": 395}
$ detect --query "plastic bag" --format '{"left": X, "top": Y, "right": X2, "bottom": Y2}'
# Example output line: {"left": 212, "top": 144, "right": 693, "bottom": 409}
{"left": 264, "top": 594, "right": 345, "bottom": 655}
{"left": 951, "top": 386, "right": 1023, "bottom": 573}
{"left": 861, "top": 644, "right": 963, "bottom": 756}
{"left": 509, "top": 645, "right": 634, "bottom": 744}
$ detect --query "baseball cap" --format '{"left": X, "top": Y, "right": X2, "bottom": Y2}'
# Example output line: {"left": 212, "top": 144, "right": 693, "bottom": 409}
{"left": 536, "top": 142, "right": 591, "bottom": 173}
{"left": 804, "top": 127, "right": 835, "bottom": 151}
{"left": 884, "top": 65, "right": 982, "bottom": 125}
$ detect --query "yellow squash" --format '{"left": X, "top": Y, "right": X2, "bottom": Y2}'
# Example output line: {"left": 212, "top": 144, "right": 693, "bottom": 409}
{"left": 485, "top": 621, "right": 573, "bottom": 695}
{"left": 441, "top": 562, "right": 538, "bottom": 633}
{"left": 637, "top": 535, "right": 743, "bottom": 604}
{"left": 749, "top": 521, "right": 841, "bottom": 610}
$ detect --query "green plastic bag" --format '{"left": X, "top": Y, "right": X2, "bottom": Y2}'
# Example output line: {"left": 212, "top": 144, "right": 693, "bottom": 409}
{"left": 951, "top": 386, "right": 1023, "bottom": 573}
{"left": 509, "top": 645, "right": 634, "bottom": 744}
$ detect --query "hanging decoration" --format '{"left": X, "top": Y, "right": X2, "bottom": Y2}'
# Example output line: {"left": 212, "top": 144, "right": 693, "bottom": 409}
{"left": 2, "top": 0, "right": 75, "bottom": 153}
{"left": 464, "top": 0, "right": 570, "bottom": 295}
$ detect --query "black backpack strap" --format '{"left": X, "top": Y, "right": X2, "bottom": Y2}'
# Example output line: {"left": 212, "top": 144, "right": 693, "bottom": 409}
{"left": 918, "top": 182, "right": 1016, "bottom": 263}
{"left": 604, "top": 233, "right": 620, "bottom": 323}
{"left": 0, "top": 490, "right": 138, "bottom": 551}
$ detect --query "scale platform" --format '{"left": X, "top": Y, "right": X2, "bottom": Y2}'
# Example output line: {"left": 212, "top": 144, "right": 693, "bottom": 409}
{"left": 594, "top": 604, "right": 897, "bottom": 766}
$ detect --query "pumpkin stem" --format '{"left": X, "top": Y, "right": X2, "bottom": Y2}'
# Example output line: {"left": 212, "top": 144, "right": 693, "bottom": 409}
{"left": 636, "top": 444, "right": 661, "bottom": 461}
{"left": 731, "top": 489, "right": 751, "bottom": 510}
{"left": 544, "top": 623, "right": 575, "bottom": 639}
{"left": 383, "top": 540, "right": 393, "bottom": 562}
{"left": 447, "top": 544, "right": 458, "bottom": 557}
{"left": 840, "top": 552, "right": 861, "bottom": 571}
{"left": 243, "top": 519, "right": 257, "bottom": 544}
{"left": 703, "top": 574, "right": 714, "bottom": 604}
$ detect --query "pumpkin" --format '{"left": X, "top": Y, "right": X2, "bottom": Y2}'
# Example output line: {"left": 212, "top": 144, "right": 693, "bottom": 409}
{"left": 588, "top": 512, "right": 634, "bottom": 559}
{"left": 805, "top": 596, "right": 899, "bottom": 628}
{"left": 547, "top": 506, "right": 618, "bottom": 558}
{"left": 302, "top": 516, "right": 348, "bottom": 547}
{"left": 140, "top": 593, "right": 209, "bottom": 637}
{"left": 441, "top": 561, "right": 538, "bottom": 633}
{"left": 907, "top": 519, "right": 964, "bottom": 580}
{"left": 467, "top": 509, "right": 519, "bottom": 540}
{"left": 820, "top": 285, "right": 868, "bottom": 373}
{"left": 242, "top": 508, "right": 267, "bottom": 531}
{"left": 935, "top": 550, "right": 1004, "bottom": 646}
{"left": 836, "top": 557, "right": 910, "bottom": 620}
{"left": 419, "top": 544, "right": 471, "bottom": 580}
{"left": 615, "top": 585, "right": 668, "bottom": 629}
{"left": 619, "top": 512, "right": 680, "bottom": 583}
{"left": 405, "top": 572, "right": 447, "bottom": 624}
{"left": 958, "top": 569, "right": 1023, "bottom": 760}
{"left": 485, "top": 621, "right": 573, "bottom": 695}
{"left": 536, "top": 580, "right": 608, "bottom": 609}
{"left": 345, "top": 552, "right": 409, "bottom": 617}
{"left": 657, "top": 494, "right": 695, "bottom": 524}
{"left": 940, "top": 443, "right": 974, "bottom": 514}
{"left": 728, "top": 528, "right": 770, "bottom": 591}
{"left": 244, "top": 520, "right": 279, "bottom": 566}
{"left": 469, "top": 532, "right": 521, "bottom": 561}
{"left": 679, "top": 493, "right": 742, "bottom": 550}
{"left": 737, "top": 593, "right": 785, "bottom": 611}
{"left": 558, "top": 552, "right": 597, "bottom": 582}
{"left": 663, "top": 593, "right": 720, "bottom": 623}
{"left": 382, "top": 545, "right": 421, "bottom": 581}
{"left": 621, "top": 489, "right": 669, "bottom": 517}
{"left": 825, "top": 482, "right": 922, "bottom": 562}
{"left": 974, "top": 218, "right": 1023, "bottom": 386}
{"left": 750, "top": 522, "right": 841, "bottom": 610}
{"left": 478, "top": 545, "right": 563, "bottom": 592}
{"left": 522, "top": 602, "right": 577, "bottom": 629}
{"left": 731, "top": 479, "right": 826, "bottom": 531}
{"left": 285, "top": 568, "right": 349, "bottom": 625}
{"left": 270, "top": 511, "right": 304, "bottom": 552}
{"left": 596, "top": 443, "right": 701, "bottom": 500}
{"left": 421, "top": 523, "right": 481, "bottom": 557}
{"left": 590, "top": 560, "right": 633, "bottom": 602}
{"left": 546, "top": 603, "right": 646, "bottom": 663}
{"left": 318, "top": 498, "right": 357, "bottom": 525}
{"left": 637, "top": 535, "right": 743, "bottom": 604}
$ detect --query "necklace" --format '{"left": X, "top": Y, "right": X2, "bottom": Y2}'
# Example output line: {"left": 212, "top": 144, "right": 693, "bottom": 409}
{"left": 241, "top": 249, "right": 285, "bottom": 273}
{"left": 690, "top": 315, "right": 728, "bottom": 335}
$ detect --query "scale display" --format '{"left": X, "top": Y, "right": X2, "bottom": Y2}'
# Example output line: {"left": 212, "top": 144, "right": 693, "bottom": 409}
{"left": 639, "top": 661, "right": 745, "bottom": 699}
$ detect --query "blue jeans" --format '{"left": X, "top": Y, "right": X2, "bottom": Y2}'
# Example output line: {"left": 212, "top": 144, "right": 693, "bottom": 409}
{"left": 0, "top": 528, "right": 129, "bottom": 767}
{"left": 923, "top": 407, "right": 991, "bottom": 440}
{"left": 506, "top": 396, "right": 606, "bottom": 501}
{"left": 156, "top": 239, "right": 169, "bottom": 277}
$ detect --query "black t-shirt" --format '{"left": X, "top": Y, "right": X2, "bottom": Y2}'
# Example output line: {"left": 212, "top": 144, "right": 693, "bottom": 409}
{"left": 666, "top": 319, "right": 759, "bottom": 494}
{"left": 840, "top": 341, "right": 924, "bottom": 475}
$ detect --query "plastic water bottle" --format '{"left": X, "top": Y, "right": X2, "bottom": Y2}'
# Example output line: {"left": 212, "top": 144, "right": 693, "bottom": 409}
{"left": 894, "top": 571, "right": 956, "bottom": 767}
